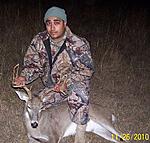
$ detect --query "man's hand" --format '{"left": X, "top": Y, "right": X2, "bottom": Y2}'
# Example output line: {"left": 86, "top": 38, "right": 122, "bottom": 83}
{"left": 12, "top": 76, "right": 26, "bottom": 87}
{"left": 54, "top": 82, "right": 67, "bottom": 93}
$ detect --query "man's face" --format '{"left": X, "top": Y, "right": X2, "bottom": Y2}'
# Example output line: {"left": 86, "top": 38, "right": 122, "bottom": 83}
{"left": 45, "top": 17, "right": 66, "bottom": 41}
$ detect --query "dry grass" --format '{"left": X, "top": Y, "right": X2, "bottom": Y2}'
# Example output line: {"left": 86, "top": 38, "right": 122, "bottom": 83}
{"left": 0, "top": 2, "right": 149, "bottom": 143}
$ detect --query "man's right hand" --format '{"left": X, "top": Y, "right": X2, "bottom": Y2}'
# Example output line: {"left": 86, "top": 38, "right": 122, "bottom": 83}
{"left": 13, "top": 76, "right": 26, "bottom": 87}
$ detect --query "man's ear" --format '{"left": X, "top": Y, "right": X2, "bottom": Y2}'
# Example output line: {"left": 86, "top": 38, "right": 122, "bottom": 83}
{"left": 64, "top": 22, "right": 67, "bottom": 27}
{"left": 15, "top": 91, "right": 29, "bottom": 102}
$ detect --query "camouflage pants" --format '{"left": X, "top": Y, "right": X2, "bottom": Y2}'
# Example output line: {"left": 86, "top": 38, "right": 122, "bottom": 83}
{"left": 41, "top": 81, "right": 90, "bottom": 125}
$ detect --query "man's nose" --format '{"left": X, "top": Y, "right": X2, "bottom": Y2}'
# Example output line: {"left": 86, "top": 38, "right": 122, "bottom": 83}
{"left": 51, "top": 24, "right": 55, "bottom": 31}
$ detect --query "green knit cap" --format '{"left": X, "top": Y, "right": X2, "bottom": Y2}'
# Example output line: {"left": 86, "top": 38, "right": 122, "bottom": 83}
{"left": 44, "top": 6, "right": 67, "bottom": 23}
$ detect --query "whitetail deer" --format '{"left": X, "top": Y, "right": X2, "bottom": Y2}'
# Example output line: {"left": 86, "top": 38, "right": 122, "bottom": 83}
{"left": 12, "top": 64, "right": 128, "bottom": 143}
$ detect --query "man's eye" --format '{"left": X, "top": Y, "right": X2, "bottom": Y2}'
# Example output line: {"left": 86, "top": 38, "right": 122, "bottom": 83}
{"left": 54, "top": 21, "right": 61, "bottom": 25}
{"left": 46, "top": 21, "right": 51, "bottom": 26}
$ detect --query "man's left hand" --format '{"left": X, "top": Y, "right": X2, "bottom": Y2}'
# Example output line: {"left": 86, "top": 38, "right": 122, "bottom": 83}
{"left": 54, "top": 82, "right": 67, "bottom": 93}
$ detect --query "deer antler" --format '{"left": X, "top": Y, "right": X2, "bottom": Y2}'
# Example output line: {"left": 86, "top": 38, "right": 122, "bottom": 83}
{"left": 44, "top": 74, "right": 69, "bottom": 97}
{"left": 12, "top": 64, "right": 19, "bottom": 83}
{"left": 12, "top": 64, "right": 32, "bottom": 100}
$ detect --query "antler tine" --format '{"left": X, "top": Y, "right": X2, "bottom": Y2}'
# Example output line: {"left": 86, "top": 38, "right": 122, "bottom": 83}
{"left": 23, "top": 86, "right": 32, "bottom": 100}
{"left": 12, "top": 64, "right": 32, "bottom": 100}
{"left": 12, "top": 64, "right": 19, "bottom": 84}
{"left": 45, "top": 88, "right": 54, "bottom": 95}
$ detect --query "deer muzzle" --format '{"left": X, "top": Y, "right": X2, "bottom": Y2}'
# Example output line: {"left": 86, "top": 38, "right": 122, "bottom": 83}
{"left": 31, "top": 121, "right": 38, "bottom": 128}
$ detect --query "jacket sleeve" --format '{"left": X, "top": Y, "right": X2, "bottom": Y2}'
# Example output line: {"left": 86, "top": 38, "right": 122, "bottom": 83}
{"left": 21, "top": 35, "right": 45, "bottom": 84}
{"left": 68, "top": 38, "right": 94, "bottom": 88}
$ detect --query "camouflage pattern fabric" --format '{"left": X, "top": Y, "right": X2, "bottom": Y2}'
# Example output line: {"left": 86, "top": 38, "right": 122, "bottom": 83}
{"left": 21, "top": 26, "right": 94, "bottom": 125}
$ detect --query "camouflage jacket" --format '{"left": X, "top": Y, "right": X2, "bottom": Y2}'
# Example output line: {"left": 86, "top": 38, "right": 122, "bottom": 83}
{"left": 21, "top": 26, "right": 94, "bottom": 90}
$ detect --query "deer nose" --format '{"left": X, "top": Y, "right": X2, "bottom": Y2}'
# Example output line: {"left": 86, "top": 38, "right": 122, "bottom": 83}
{"left": 31, "top": 122, "right": 38, "bottom": 128}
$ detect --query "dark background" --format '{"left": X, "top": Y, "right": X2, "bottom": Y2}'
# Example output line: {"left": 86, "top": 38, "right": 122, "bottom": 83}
{"left": 0, "top": 0, "right": 149, "bottom": 143}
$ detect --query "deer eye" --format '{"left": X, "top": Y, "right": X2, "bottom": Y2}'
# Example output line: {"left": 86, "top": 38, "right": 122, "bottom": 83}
{"left": 41, "top": 105, "right": 45, "bottom": 110}
{"left": 39, "top": 105, "right": 45, "bottom": 111}
{"left": 26, "top": 105, "right": 32, "bottom": 113}
{"left": 27, "top": 105, "right": 31, "bottom": 109}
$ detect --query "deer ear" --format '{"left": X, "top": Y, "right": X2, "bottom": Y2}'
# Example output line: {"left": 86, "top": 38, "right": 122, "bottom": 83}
{"left": 15, "top": 91, "right": 29, "bottom": 102}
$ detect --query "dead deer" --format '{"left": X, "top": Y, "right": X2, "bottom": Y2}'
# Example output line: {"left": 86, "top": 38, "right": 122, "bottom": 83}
{"left": 12, "top": 64, "right": 128, "bottom": 143}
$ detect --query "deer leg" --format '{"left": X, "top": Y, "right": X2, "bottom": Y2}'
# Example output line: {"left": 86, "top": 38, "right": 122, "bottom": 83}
{"left": 28, "top": 137, "right": 40, "bottom": 143}
{"left": 28, "top": 134, "right": 49, "bottom": 143}
{"left": 74, "top": 124, "right": 86, "bottom": 143}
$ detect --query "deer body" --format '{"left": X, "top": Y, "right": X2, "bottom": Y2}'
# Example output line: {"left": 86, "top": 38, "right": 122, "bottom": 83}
{"left": 12, "top": 64, "right": 126, "bottom": 143}
{"left": 15, "top": 91, "right": 124, "bottom": 143}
